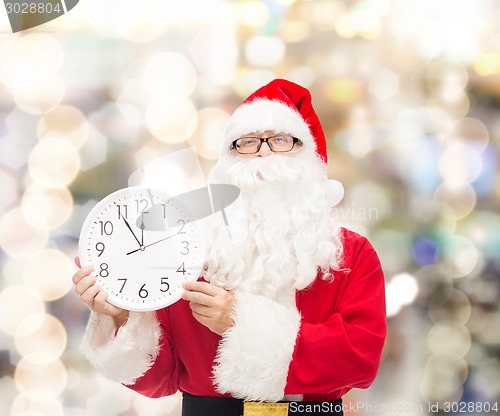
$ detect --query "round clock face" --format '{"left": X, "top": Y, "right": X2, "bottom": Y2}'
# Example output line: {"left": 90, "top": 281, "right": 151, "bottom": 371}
{"left": 78, "top": 187, "right": 205, "bottom": 311}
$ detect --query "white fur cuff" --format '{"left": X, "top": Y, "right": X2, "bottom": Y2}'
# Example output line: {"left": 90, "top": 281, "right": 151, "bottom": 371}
{"left": 80, "top": 311, "right": 161, "bottom": 384}
{"left": 213, "top": 291, "right": 301, "bottom": 402}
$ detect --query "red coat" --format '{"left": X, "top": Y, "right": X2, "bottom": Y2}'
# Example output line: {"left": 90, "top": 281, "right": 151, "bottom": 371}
{"left": 126, "top": 228, "right": 386, "bottom": 401}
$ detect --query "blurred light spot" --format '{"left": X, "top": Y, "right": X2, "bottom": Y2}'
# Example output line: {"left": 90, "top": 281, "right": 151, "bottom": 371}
{"left": 336, "top": 106, "right": 390, "bottom": 157}
{"left": 465, "top": 279, "right": 498, "bottom": 307}
{"left": 461, "top": 211, "right": 500, "bottom": 259}
{"left": 79, "top": 125, "right": 109, "bottom": 171}
{"left": 334, "top": 10, "right": 383, "bottom": 39}
{"left": 11, "top": 390, "right": 64, "bottom": 416}
{"left": 233, "top": 69, "right": 277, "bottom": 98}
{"left": 188, "top": 28, "right": 238, "bottom": 86}
{"left": 21, "top": 185, "right": 73, "bottom": 231}
{"left": 414, "top": 202, "right": 456, "bottom": 237}
{"left": 236, "top": 1, "right": 270, "bottom": 27}
{"left": 428, "top": 94, "right": 470, "bottom": 121}
{"left": 475, "top": 312, "right": 500, "bottom": 347}
{"left": 450, "top": 117, "right": 490, "bottom": 153}
{"left": 22, "top": 249, "right": 74, "bottom": 301}
{"left": 434, "top": 182, "right": 476, "bottom": 219}
{"left": 133, "top": 146, "right": 163, "bottom": 171}
{"left": 420, "top": 354, "right": 467, "bottom": 403}
{"left": 298, "top": 0, "right": 341, "bottom": 29}
{"left": 471, "top": 144, "right": 497, "bottom": 196}
{"left": 28, "top": 138, "right": 80, "bottom": 188}
{"left": 412, "top": 238, "right": 438, "bottom": 266}
{"left": 188, "top": 108, "right": 230, "bottom": 160}
{"left": 37, "top": 105, "right": 89, "bottom": 149}
{"left": 0, "top": 286, "right": 45, "bottom": 336}
{"left": 385, "top": 273, "right": 419, "bottom": 317}
{"left": 428, "top": 322, "right": 471, "bottom": 357}
{"left": 473, "top": 52, "right": 500, "bottom": 76}
{"left": 112, "top": 0, "right": 165, "bottom": 43}
{"left": 400, "top": 135, "right": 443, "bottom": 193}
{"left": 245, "top": 36, "right": 286, "bottom": 67}
{"left": 368, "top": 68, "right": 399, "bottom": 100}
{"left": 433, "top": 61, "right": 469, "bottom": 102}
{"left": 14, "top": 353, "right": 67, "bottom": 397}
{"left": 370, "top": 230, "right": 411, "bottom": 275}
{"left": 414, "top": 265, "right": 453, "bottom": 306}
{"left": 13, "top": 75, "right": 65, "bottom": 115}
{"left": 129, "top": 149, "right": 207, "bottom": 196}
{"left": 287, "top": 67, "right": 315, "bottom": 88}
{"left": 146, "top": 97, "right": 198, "bottom": 144}
{"left": 0, "top": 37, "right": 45, "bottom": 91}
{"left": 89, "top": 102, "right": 142, "bottom": 145}
{"left": 0, "top": 209, "right": 48, "bottom": 259}
{"left": 439, "top": 143, "right": 482, "bottom": 186}
{"left": 428, "top": 288, "right": 471, "bottom": 325}
{"left": 275, "top": 0, "right": 296, "bottom": 5}
{"left": 345, "top": 181, "right": 391, "bottom": 221}
{"left": 15, "top": 313, "right": 67, "bottom": 359}
{"left": 0, "top": 168, "right": 17, "bottom": 211}
{"left": 325, "top": 78, "right": 364, "bottom": 104}
{"left": 471, "top": 359, "right": 500, "bottom": 399}
{"left": 0, "top": 108, "right": 38, "bottom": 170}
{"left": 279, "top": 20, "right": 311, "bottom": 43}
{"left": 410, "top": 59, "right": 468, "bottom": 102}
{"left": 437, "top": 235, "right": 479, "bottom": 278}
{"left": 141, "top": 52, "right": 197, "bottom": 99}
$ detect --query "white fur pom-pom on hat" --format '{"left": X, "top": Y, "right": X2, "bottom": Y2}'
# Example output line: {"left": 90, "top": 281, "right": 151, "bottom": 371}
{"left": 327, "top": 179, "right": 344, "bottom": 207}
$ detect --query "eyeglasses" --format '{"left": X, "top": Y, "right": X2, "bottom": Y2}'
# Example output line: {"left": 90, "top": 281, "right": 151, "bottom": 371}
{"left": 231, "top": 134, "right": 303, "bottom": 154}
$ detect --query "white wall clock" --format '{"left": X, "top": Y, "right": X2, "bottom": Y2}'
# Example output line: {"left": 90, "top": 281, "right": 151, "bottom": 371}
{"left": 78, "top": 186, "right": 205, "bottom": 311}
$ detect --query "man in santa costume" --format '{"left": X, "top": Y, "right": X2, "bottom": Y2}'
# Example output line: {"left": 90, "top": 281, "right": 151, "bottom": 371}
{"left": 73, "top": 79, "right": 386, "bottom": 416}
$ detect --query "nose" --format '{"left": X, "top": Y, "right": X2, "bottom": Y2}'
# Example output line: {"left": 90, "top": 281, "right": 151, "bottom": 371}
{"left": 256, "top": 140, "right": 273, "bottom": 157}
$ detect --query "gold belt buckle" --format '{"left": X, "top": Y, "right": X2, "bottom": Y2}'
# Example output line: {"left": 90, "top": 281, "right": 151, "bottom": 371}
{"left": 243, "top": 402, "right": 289, "bottom": 416}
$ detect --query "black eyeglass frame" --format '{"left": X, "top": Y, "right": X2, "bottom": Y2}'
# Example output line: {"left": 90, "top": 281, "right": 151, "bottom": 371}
{"left": 230, "top": 134, "right": 303, "bottom": 154}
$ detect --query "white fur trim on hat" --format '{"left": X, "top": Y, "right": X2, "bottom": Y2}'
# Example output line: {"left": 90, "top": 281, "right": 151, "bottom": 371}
{"left": 221, "top": 99, "right": 316, "bottom": 157}
{"left": 80, "top": 311, "right": 161, "bottom": 384}
{"left": 213, "top": 291, "right": 301, "bottom": 402}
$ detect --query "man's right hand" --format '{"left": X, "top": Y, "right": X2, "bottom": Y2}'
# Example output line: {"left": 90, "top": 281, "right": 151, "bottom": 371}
{"left": 72, "top": 256, "right": 129, "bottom": 329}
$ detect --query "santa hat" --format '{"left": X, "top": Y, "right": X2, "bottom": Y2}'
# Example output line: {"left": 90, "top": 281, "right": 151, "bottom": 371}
{"left": 222, "top": 79, "right": 328, "bottom": 164}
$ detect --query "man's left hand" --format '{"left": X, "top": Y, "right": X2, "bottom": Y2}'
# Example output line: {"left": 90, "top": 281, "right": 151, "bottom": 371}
{"left": 182, "top": 281, "right": 235, "bottom": 336}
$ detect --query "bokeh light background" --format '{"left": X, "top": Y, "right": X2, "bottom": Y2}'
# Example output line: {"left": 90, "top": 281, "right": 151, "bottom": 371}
{"left": 1, "top": 0, "right": 500, "bottom": 415}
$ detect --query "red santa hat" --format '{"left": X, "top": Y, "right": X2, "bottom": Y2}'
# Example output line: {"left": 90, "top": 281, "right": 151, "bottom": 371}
{"left": 222, "top": 79, "right": 328, "bottom": 164}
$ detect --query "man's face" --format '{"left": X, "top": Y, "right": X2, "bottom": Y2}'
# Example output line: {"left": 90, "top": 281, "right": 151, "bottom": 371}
{"left": 230, "top": 130, "right": 303, "bottom": 159}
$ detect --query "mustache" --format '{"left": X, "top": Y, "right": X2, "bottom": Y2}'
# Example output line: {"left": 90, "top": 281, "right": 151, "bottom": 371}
{"left": 220, "top": 156, "right": 304, "bottom": 189}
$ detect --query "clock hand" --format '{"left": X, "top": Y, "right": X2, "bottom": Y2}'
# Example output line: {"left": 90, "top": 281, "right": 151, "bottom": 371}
{"left": 126, "top": 233, "right": 176, "bottom": 255}
{"left": 123, "top": 218, "right": 142, "bottom": 247}
{"left": 140, "top": 214, "right": 145, "bottom": 246}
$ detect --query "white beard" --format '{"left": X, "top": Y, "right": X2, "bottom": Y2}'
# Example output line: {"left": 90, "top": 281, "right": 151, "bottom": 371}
{"left": 203, "top": 151, "right": 343, "bottom": 302}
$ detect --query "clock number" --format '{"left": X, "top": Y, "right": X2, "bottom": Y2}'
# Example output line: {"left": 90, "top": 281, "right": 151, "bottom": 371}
{"left": 177, "top": 219, "right": 186, "bottom": 234}
{"left": 95, "top": 242, "right": 105, "bottom": 257}
{"left": 99, "top": 263, "right": 109, "bottom": 277}
{"left": 160, "top": 277, "right": 170, "bottom": 292}
{"left": 176, "top": 262, "right": 186, "bottom": 275}
{"left": 117, "top": 204, "right": 128, "bottom": 219}
{"left": 180, "top": 241, "right": 189, "bottom": 255}
{"left": 118, "top": 278, "right": 127, "bottom": 293}
{"left": 99, "top": 221, "right": 113, "bottom": 236}
{"left": 136, "top": 199, "right": 149, "bottom": 214}
{"left": 139, "top": 284, "right": 149, "bottom": 298}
